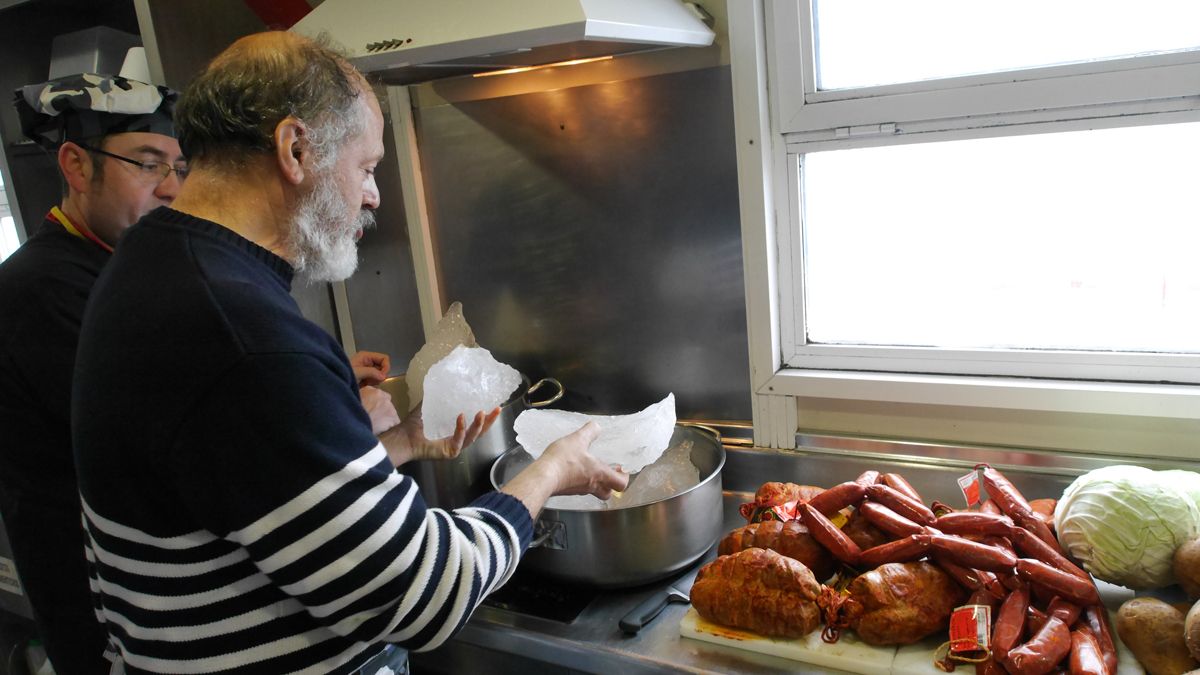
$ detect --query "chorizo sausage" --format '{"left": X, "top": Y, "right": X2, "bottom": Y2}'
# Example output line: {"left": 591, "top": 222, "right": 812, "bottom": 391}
{"left": 1069, "top": 627, "right": 1108, "bottom": 675}
{"left": 936, "top": 512, "right": 1016, "bottom": 538}
{"left": 855, "top": 470, "right": 882, "bottom": 486}
{"left": 993, "top": 586, "right": 1031, "bottom": 662}
{"left": 980, "top": 499, "right": 1003, "bottom": 515}
{"left": 929, "top": 534, "right": 1018, "bottom": 573}
{"left": 1015, "top": 559, "right": 1100, "bottom": 607}
{"left": 932, "top": 553, "right": 1004, "bottom": 600}
{"left": 1047, "top": 597, "right": 1081, "bottom": 627}
{"left": 978, "top": 465, "right": 1064, "bottom": 555}
{"left": 799, "top": 502, "right": 862, "bottom": 565}
{"left": 1082, "top": 605, "right": 1118, "bottom": 675}
{"left": 1005, "top": 616, "right": 1072, "bottom": 675}
{"left": 857, "top": 534, "right": 931, "bottom": 568}
{"left": 881, "top": 472, "right": 923, "bottom": 502}
{"left": 865, "top": 483, "right": 937, "bottom": 525}
{"left": 1010, "top": 527, "right": 1089, "bottom": 580}
{"left": 806, "top": 481, "right": 867, "bottom": 516}
{"left": 858, "top": 501, "right": 924, "bottom": 538}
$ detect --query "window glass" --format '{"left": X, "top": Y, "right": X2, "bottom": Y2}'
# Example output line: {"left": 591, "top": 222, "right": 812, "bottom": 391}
{"left": 814, "top": 0, "right": 1200, "bottom": 90}
{"left": 802, "top": 122, "right": 1200, "bottom": 354}
{"left": 0, "top": 169, "right": 16, "bottom": 261}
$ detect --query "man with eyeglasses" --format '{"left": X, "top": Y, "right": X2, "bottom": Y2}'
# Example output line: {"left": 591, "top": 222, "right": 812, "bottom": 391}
{"left": 0, "top": 72, "right": 183, "bottom": 674}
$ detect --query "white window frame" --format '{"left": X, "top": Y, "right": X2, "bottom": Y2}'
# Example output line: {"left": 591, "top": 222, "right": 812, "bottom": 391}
{"left": 728, "top": 0, "right": 1200, "bottom": 448}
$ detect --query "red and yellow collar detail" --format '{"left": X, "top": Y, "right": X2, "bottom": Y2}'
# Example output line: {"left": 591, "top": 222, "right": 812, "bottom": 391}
{"left": 48, "top": 206, "right": 113, "bottom": 254}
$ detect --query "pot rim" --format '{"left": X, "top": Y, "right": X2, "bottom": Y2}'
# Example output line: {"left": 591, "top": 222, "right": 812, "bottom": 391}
{"left": 490, "top": 424, "right": 726, "bottom": 512}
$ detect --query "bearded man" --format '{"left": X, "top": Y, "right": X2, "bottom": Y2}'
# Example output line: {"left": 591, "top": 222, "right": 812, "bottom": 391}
{"left": 71, "top": 31, "right": 626, "bottom": 674}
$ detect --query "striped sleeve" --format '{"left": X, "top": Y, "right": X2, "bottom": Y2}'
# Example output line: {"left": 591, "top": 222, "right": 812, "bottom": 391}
{"left": 77, "top": 353, "right": 532, "bottom": 662}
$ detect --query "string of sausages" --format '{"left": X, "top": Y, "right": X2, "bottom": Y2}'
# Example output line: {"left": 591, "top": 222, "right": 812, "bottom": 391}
{"left": 803, "top": 465, "right": 1117, "bottom": 675}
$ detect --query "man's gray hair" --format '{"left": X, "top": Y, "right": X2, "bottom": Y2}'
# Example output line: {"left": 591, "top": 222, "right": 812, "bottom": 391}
{"left": 176, "top": 32, "right": 365, "bottom": 169}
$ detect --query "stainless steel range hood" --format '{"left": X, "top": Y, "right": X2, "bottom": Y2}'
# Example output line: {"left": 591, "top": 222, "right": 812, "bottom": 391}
{"left": 291, "top": 0, "right": 715, "bottom": 85}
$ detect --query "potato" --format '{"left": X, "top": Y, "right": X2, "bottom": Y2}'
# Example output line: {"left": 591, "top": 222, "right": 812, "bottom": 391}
{"left": 1176, "top": 537, "right": 1200, "bottom": 601}
{"left": 1188, "top": 599, "right": 1200, "bottom": 662}
{"left": 1116, "top": 597, "right": 1200, "bottom": 675}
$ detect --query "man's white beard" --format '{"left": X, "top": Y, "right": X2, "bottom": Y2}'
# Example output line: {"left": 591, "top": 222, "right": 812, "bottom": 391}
{"left": 288, "top": 167, "right": 375, "bottom": 283}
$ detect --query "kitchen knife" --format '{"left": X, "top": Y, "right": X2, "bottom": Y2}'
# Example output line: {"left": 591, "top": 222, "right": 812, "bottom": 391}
{"left": 618, "top": 565, "right": 701, "bottom": 635}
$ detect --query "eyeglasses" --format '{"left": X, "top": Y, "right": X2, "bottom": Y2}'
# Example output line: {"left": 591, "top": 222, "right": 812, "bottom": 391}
{"left": 79, "top": 144, "right": 189, "bottom": 183}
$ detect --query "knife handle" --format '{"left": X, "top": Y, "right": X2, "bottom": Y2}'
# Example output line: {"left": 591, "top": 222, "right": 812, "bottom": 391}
{"left": 618, "top": 589, "right": 688, "bottom": 635}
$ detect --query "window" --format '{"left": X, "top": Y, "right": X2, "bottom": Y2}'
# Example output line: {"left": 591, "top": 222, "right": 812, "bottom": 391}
{"left": 0, "top": 170, "right": 18, "bottom": 262}
{"left": 775, "top": 0, "right": 1200, "bottom": 384}
{"left": 728, "top": 0, "right": 1200, "bottom": 447}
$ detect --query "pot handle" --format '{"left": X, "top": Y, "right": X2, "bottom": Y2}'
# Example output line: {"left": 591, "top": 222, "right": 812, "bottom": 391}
{"left": 678, "top": 421, "right": 723, "bottom": 444}
{"left": 530, "top": 518, "right": 566, "bottom": 550}
{"left": 525, "top": 377, "right": 564, "bottom": 408}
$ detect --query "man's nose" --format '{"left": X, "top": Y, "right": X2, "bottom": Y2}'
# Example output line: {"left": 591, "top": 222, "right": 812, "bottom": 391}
{"left": 363, "top": 177, "right": 380, "bottom": 210}
{"left": 155, "top": 171, "right": 183, "bottom": 201}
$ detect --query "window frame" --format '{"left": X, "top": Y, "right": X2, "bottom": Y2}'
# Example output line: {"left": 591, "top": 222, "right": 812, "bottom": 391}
{"left": 728, "top": 0, "right": 1200, "bottom": 449}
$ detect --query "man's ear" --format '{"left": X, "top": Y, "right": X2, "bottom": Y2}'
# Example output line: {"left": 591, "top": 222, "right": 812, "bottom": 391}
{"left": 58, "top": 142, "right": 93, "bottom": 194}
{"left": 274, "top": 116, "right": 307, "bottom": 185}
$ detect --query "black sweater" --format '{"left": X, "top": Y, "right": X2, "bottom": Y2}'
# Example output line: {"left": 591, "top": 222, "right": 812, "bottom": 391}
{"left": 73, "top": 207, "right": 531, "bottom": 673}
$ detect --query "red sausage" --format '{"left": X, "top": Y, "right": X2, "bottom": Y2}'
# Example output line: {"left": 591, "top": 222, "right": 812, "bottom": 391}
{"left": 1006, "top": 616, "right": 1072, "bottom": 675}
{"left": 978, "top": 465, "right": 1064, "bottom": 555}
{"left": 857, "top": 534, "right": 931, "bottom": 568}
{"left": 930, "top": 534, "right": 1018, "bottom": 573}
{"left": 1015, "top": 559, "right": 1100, "bottom": 607}
{"left": 881, "top": 473, "right": 923, "bottom": 502}
{"left": 806, "top": 481, "right": 867, "bottom": 516}
{"left": 865, "top": 483, "right": 937, "bottom": 525}
{"left": 1048, "top": 597, "right": 1081, "bottom": 627}
{"left": 968, "top": 587, "right": 1001, "bottom": 611}
{"left": 980, "top": 500, "right": 1003, "bottom": 515}
{"left": 1010, "top": 527, "right": 1090, "bottom": 580}
{"left": 931, "top": 500, "right": 958, "bottom": 517}
{"left": 978, "top": 464, "right": 1035, "bottom": 517}
{"left": 1083, "top": 606, "right": 1117, "bottom": 675}
{"left": 858, "top": 501, "right": 924, "bottom": 538}
{"left": 1027, "top": 605, "right": 1050, "bottom": 635}
{"left": 932, "top": 553, "right": 1004, "bottom": 599}
{"left": 992, "top": 586, "right": 1030, "bottom": 662}
{"left": 799, "top": 502, "right": 862, "bottom": 565}
{"left": 855, "top": 470, "right": 882, "bottom": 486}
{"left": 1069, "top": 627, "right": 1108, "bottom": 675}
{"left": 976, "top": 659, "right": 1008, "bottom": 675}
{"left": 936, "top": 512, "right": 1016, "bottom": 538}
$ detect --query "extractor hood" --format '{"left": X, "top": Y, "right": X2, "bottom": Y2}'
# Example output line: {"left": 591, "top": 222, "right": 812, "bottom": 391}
{"left": 291, "top": 0, "right": 715, "bottom": 85}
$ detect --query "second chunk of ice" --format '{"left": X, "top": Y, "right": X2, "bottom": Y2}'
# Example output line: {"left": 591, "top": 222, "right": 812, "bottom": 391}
{"left": 423, "top": 345, "right": 521, "bottom": 440}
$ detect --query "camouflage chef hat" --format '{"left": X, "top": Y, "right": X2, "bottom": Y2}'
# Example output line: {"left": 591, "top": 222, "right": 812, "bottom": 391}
{"left": 13, "top": 73, "right": 178, "bottom": 150}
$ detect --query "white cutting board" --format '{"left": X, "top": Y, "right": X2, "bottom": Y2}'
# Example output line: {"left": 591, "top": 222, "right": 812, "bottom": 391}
{"left": 680, "top": 607, "right": 894, "bottom": 675}
{"left": 680, "top": 607, "right": 1146, "bottom": 674}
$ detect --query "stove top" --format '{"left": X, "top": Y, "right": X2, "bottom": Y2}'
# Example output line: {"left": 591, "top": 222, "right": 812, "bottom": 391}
{"left": 481, "top": 567, "right": 601, "bottom": 623}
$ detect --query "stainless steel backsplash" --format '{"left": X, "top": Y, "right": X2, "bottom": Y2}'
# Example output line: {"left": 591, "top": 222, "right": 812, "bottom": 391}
{"left": 348, "top": 66, "right": 750, "bottom": 420}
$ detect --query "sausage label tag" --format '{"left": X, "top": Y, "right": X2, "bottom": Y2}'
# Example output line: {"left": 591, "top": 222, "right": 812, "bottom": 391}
{"left": 949, "top": 604, "right": 991, "bottom": 654}
{"left": 957, "top": 471, "right": 982, "bottom": 508}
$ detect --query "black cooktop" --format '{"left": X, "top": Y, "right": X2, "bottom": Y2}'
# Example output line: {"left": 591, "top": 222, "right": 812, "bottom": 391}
{"left": 481, "top": 567, "right": 600, "bottom": 623}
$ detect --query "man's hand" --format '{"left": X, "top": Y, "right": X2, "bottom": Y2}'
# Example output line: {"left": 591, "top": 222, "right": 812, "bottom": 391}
{"left": 350, "top": 350, "right": 390, "bottom": 386}
{"left": 360, "top": 385, "right": 401, "bottom": 435}
{"left": 379, "top": 402, "right": 501, "bottom": 466}
{"left": 500, "top": 422, "right": 629, "bottom": 518}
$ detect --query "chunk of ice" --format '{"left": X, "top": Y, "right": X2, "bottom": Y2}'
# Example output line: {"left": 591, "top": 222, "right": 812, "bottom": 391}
{"left": 422, "top": 345, "right": 520, "bottom": 440}
{"left": 543, "top": 438, "right": 701, "bottom": 511}
{"left": 406, "top": 302, "right": 477, "bottom": 412}
{"left": 513, "top": 393, "right": 676, "bottom": 474}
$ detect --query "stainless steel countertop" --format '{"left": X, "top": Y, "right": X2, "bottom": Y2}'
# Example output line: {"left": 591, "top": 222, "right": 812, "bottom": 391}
{"left": 409, "top": 434, "right": 1198, "bottom": 675}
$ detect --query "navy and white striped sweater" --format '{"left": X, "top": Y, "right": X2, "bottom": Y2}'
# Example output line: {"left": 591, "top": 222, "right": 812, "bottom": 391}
{"left": 72, "top": 207, "right": 532, "bottom": 673}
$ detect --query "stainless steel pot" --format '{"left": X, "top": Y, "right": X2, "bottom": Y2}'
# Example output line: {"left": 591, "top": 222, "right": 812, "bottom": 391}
{"left": 398, "top": 376, "right": 563, "bottom": 509}
{"left": 490, "top": 424, "right": 725, "bottom": 588}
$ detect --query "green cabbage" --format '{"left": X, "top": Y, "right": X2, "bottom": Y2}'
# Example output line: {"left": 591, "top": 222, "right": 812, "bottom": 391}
{"left": 1054, "top": 465, "right": 1200, "bottom": 589}
{"left": 1156, "top": 469, "right": 1200, "bottom": 511}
